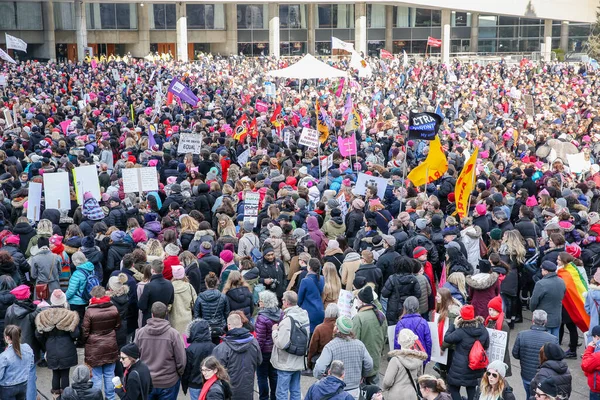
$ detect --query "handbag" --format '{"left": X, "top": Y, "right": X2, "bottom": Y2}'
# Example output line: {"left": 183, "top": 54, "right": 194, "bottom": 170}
{"left": 35, "top": 254, "right": 57, "bottom": 300}
{"left": 403, "top": 366, "right": 423, "bottom": 400}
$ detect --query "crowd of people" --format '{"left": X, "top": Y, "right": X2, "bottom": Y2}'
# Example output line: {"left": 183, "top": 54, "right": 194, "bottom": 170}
{"left": 0, "top": 51, "right": 599, "bottom": 400}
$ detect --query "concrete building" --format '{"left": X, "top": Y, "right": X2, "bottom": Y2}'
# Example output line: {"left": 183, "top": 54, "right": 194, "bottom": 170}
{"left": 0, "top": 1, "right": 596, "bottom": 64}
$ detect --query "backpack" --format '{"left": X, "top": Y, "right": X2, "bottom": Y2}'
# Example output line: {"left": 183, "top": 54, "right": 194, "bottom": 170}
{"left": 468, "top": 339, "right": 489, "bottom": 370}
{"left": 245, "top": 235, "right": 263, "bottom": 264}
{"left": 80, "top": 270, "right": 101, "bottom": 303}
{"left": 284, "top": 316, "right": 309, "bottom": 356}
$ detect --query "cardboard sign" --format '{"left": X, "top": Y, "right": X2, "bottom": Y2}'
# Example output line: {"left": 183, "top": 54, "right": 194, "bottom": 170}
{"left": 486, "top": 328, "right": 507, "bottom": 363}
{"left": 523, "top": 94, "right": 535, "bottom": 117}
{"left": 122, "top": 167, "right": 159, "bottom": 193}
{"left": 237, "top": 149, "right": 250, "bottom": 167}
{"left": 566, "top": 152, "right": 590, "bottom": 174}
{"left": 43, "top": 172, "right": 71, "bottom": 211}
{"left": 428, "top": 314, "right": 449, "bottom": 365}
{"left": 298, "top": 127, "right": 319, "bottom": 149}
{"left": 27, "top": 182, "right": 42, "bottom": 221}
{"left": 3, "top": 109, "right": 13, "bottom": 128}
{"left": 353, "top": 172, "right": 389, "bottom": 199}
{"left": 256, "top": 100, "right": 269, "bottom": 113}
{"left": 337, "top": 193, "right": 348, "bottom": 219}
{"left": 177, "top": 133, "right": 203, "bottom": 155}
{"left": 337, "top": 289, "right": 354, "bottom": 318}
{"left": 283, "top": 129, "right": 293, "bottom": 147}
{"left": 243, "top": 192, "right": 261, "bottom": 227}
{"left": 72, "top": 165, "right": 101, "bottom": 205}
{"left": 320, "top": 154, "right": 334, "bottom": 175}
{"left": 111, "top": 68, "right": 120, "bottom": 81}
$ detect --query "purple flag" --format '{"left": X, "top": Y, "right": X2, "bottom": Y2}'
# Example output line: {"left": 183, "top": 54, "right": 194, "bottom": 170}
{"left": 343, "top": 94, "right": 352, "bottom": 119}
{"left": 167, "top": 78, "right": 199, "bottom": 107}
{"left": 148, "top": 124, "right": 157, "bottom": 148}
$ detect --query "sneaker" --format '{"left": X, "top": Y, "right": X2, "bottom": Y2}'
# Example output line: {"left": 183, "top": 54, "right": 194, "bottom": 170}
{"left": 564, "top": 350, "right": 577, "bottom": 359}
{"left": 37, "top": 359, "right": 48, "bottom": 368}
{"left": 301, "top": 369, "right": 313, "bottom": 376}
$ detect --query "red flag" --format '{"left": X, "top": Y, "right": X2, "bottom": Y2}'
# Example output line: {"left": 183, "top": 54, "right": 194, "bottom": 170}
{"left": 234, "top": 114, "right": 249, "bottom": 142}
{"left": 427, "top": 37, "right": 442, "bottom": 47}
{"left": 270, "top": 104, "right": 284, "bottom": 135}
{"left": 166, "top": 91, "right": 174, "bottom": 106}
{"left": 249, "top": 117, "right": 258, "bottom": 138}
{"left": 380, "top": 49, "right": 393, "bottom": 60}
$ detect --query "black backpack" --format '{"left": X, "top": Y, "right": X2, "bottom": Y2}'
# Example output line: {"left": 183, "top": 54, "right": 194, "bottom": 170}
{"left": 284, "top": 316, "right": 309, "bottom": 357}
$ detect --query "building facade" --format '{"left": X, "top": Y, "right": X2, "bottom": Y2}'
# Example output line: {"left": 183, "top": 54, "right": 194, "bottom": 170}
{"left": 0, "top": 1, "right": 594, "bottom": 63}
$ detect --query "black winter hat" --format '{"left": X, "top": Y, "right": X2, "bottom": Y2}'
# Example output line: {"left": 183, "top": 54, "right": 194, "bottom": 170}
{"left": 543, "top": 342, "right": 565, "bottom": 361}
{"left": 358, "top": 285, "right": 374, "bottom": 304}
{"left": 121, "top": 343, "right": 140, "bottom": 359}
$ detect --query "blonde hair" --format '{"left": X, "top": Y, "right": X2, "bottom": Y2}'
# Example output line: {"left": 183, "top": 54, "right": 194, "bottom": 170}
{"left": 447, "top": 272, "right": 467, "bottom": 300}
{"left": 217, "top": 215, "right": 236, "bottom": 237}
{"left": 180, "top": 215, "right": 199, "bottom": 233}
{"left": 479, "top": 369, "right": 506, "bottom": 398}
{"left": 223, "top": 271, "right": 249, "bottom": 294}
{"left": 145, "top": 239, "right": 165, "bottom": 258}
{"left": 322, "top": 262, "right": 341, "bottom": 304}
{"left": 501, "top": 230, "right": 526, "bottom": 264}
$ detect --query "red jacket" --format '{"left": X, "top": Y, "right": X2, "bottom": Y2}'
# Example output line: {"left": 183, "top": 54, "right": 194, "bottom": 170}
{"left": 582, "top": 345, "right": 600, "bottom": 392}
{"left": 162, "top": 255, "right": 179, "bottom": 280}
{"left": 220, "top": 157, "right": 231, "bottom": 183}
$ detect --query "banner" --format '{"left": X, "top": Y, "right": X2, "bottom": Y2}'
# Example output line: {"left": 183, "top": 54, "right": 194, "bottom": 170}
{"left": 234, "top": 114, "right": 249, "bottom": 142}
{"left": 403, "top": 50, "right": 409, "bottom": 68}
{"left": 72, "top": 165, "right": 101, "bottom": 205}
{"left": 3, "top": 109, "right": 13, "bottom": 127}
{"left": 486, "top": 328, "right": 507, "bottom": 363}
{"left": 316, "top": 100, "right": 330, "bottom": 143}
{"left": 122, "top": 167, "right": 159, "bottom": 193}
{"left": 338, "top": 135, "right": 357, "bottom": 157}
{"left": 350, "top": 50, "right": 373, "bottom": 78}
{"left": 243, "top": 192, "right": 261, "bottom": 227}
{"left": 43, "top": 172, "right": 71, "bottom": 210}
{"left": 408, "top": 112, "right": 443, "bottom": 140}
{"left": 380, "top": 49, "right": 393, "bottom": 60}
{"left": 298, "top": 127, "right": 319, "bottom": 149}
{"left": 5, "top": 33, "right": 27, "bottom": 52}
{"left": 354, "top": 172, "right": 389, "bottom": 199}
{"left": 331, "top": 37, "right": 354, "bottom": 52}
{"left": 168, "top": 78, "right": 199, "bottom": 107}
{"left": 177, "top": 133, "right": 203, "bottom": 154}
{"left": 407, "top": 135, "right": 448, "bottom": 186}
{"left": 427, "top": 36, "right": 442, "bottom": 47}
{"left": 566, "top": 152, "right": 590, "bottom": 174}
{"left": 27, "top": 182, "right": 42, "bottom": 222}
{"left": 337, "top": 289, "right": 354, "bottom": 318}
{"left": 0, "top": 48, "right": 16, "bottom": 64}
{"left": 454, "top": 147, "right": 479, "bottom": 218}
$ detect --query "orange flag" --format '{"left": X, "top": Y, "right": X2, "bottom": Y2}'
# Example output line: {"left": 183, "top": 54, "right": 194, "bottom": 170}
{"left": 454, "top": 147, "right": 479, "bottom": 218}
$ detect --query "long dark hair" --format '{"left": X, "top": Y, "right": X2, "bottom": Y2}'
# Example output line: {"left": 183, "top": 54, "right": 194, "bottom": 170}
{"left": 4, "top": 325, "right": 22, "bottom": 358}
{"left": 201, "top": 356, "right": 230, "bottom": 382}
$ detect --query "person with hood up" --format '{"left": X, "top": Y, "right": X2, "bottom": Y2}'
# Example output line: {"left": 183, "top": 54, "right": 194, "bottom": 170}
{"left": 393, "top": 296, "right": 432, "bottom": 363}
{"left": 25, "top": 217, "right": 56, "bottom": 257}
{"left": 2, "top": 235, "right": 28, "bottom": 284}
{"left": 60, "top": 365, "right": 104, "bottom": 400}
{"left": 105, "top": 195, "right": 128, "bottom": 230}
{"left": 306, "top": 215, "right": 327, "bottom": 255}
{"left": 304, "top": 360, "right": 354, "bottom": 400}
{"left": 106, "top": 231, "right": 133, "bottom": 280}
{"left": 29, "top": 236, "right": 62, "bottom": 301}
{"left": 142, "top": 213, "right": 161, "bottom": 239}
{"left": 441, "top": 305, "right": 490, "bottom": 400}
{"left": 383, "top": 328, "right": 428, "bottom": 399}
{"left": 35, "top": 290, "right": 80, "bottom": 397}
{"left": 80, "top": 192, "right": 107, "bottom": 236}
{"left": 484, "top": 296, "right": 512, "bottom": 377}
{"left": 65, "top": 251, "right": 96, "bottom": 331}
{"left": 80, "top": 235, "right": 104, "bottom": 283}
{"left": 169, "top": 265, "right": 197, "bottom": 337}
{"left": 255, "top": 290, "right": 283, "bottom": 400}
{"left": 182, "top": 319, "right": 216, "bottom": 400}
{"left": 12, "top": 216, "right": 35, "bottom": 256}
{"left": 212, "top": 313, "right": 262, "bottom": 400}
{"left": 5, "top": 284, "right": 41, "bottom": 364}
{"left": 466, "top": 260, "right": 500, "bottom": 320}
{"left": 529, "top": 342, "right": 572, "bottom": 399}
{"left": 194, "top": 183, "right": 214, "bottom": 222}
{"left": 323, "top": 209, "right": 346, "bottom": 241}
{"left": 381, "top": 256, "right": 421, "bottom": 325}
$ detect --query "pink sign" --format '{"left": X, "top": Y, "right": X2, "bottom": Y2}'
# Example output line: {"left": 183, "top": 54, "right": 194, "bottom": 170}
{"left": 338, "top": 135, "right": 357, "bottom": 157}
{"left": 60, "top": 120, "right": 72, "bottom": 135}
{"left": 256, "top": 101, "right": 269, "bottom": 113}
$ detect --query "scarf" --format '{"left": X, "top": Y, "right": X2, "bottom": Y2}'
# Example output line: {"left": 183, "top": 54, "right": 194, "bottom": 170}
{"left": 199, "top": 375, "right": 218, "bottom": 400}
{"left": 434, "top": 312, "right": 445, "bottom": 347}
{"left": 358, "top": 304, "right": 386, "bottom": 326}
{"left": 485, "top": 311, "right": 505, "bottom": 331}
{"left": 90, "top": 296, "right": 111, "bottom": 305}
{"left": 51, "top": 243, "right": 65, "bottom": 255}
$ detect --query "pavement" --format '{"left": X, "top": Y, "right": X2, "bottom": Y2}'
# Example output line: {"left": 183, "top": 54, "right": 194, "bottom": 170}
{"left": 35, "top": 309, "right": 590, "bottom": 399}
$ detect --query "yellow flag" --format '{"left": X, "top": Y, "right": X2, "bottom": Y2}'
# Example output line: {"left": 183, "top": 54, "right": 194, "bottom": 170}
{"left": 455, "top": 147, "right": 479, "bottom": 218}
{"left": 316, "top": 100, "right": 330, "bottom": 144}
{"left": 407, "top": 135, "right": 448, "bottom": 187}
{"left": 345, "top": 108, "right": 362, "bottom": 132}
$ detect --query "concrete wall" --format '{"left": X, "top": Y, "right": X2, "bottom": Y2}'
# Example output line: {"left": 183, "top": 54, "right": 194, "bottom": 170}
{"left": 87, "top": 30, "right": 139, "bottom": 44}
{"left": 0, "top": 31, "right": 44, "bottom": 45}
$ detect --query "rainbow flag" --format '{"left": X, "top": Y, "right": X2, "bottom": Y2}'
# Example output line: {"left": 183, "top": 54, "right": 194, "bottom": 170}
{"left": 557, "top": 262, "right": 590, "bottom": 332}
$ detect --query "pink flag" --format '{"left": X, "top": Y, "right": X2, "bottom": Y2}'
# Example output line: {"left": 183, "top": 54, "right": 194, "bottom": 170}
{"left": 91, "top": 59, "right": 97, "bottom": 69}
{"left": 256, "top": 100, "right": 269, "bottom": 113}
{"left": 438, "top": 262, "right": 447, "bottom": 288}
{"left": 60, "top": 120, "right": 72, "bottom": 135}
{"left": 337, "top": 135, "right": 357, "bottom": 157}
{"left": 335, "top": 78, "right": 345, "bottom": 97}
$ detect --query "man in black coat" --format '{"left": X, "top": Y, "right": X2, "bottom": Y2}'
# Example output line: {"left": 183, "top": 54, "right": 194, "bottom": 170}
{"left": 376, "top": 235, "right": 399, "bottom": 286}
{"left": 138, "top": 261, "right": 175, "bottom": 326}
{"left": 401, "top": 226, "right": 440, "bottom": 269}
{"left": 257, "top": 244, "right": 287, "bottom": 300}
{"left": 105, "top": 195, "right": 127, "bottom": 230}
{"left": 159, "top": 184, "right": 185, "bottom": 216}
{"left": 116, "top": 343, "right": 153, "bottom": 400}
{"left": 522, "top": 168, "right": 538, "bottom": 196}
{"left": 354, "top": 250, "right": 383, "bottom": 295}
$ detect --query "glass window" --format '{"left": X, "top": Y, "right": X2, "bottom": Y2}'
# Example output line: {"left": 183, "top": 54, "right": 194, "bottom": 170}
{"left": 498, "top": 16, "right": 518, "bottom": 26}
{"left": 498, "top": 26, "right": 518, "bottom": 38}
{"left": 99, "top": 4, "right": 116, "bottom": 29}
{"left": 0, "top": 3, "right": 16, "bottom": 30}
{"left": 367, "top": 40, "right": 384, "bottom": 57}
{"left": 520, "top": 25, "right": 540, "bottom": 37}
{"left": 452, "top": 12, "right": 469, "bottom": 27}
{"left": 151, "top": 4, "right": 176, "bottom": 29}
{"left": 316, "top": 5, "right": 354, "bottom": 29}
{"left": 479, "top": 27, "right": 497, "bottom": 39}
{"left": 367, "top": 5, "right": 385, "bottom": 28}
{"left": 520, "top": 39, "right": 541, "bottom": 52}
{"left": 115, "top": 4, "right": 134, "bottom": 29}
{"left": 431, "top": 10, "right": 441, "bottom": 26}
{"left": 569, "top": 24, "right": 592, "bottom": 37}
{"left": 520, "top": 18, "right": 541, "bottom": 25}
{"left": 552, "top": 26, "right": 561, "bottom": 37}
{"left": 87, "top": 3, "right": 136, "bottom": 30}
{"left": 479, "top": 15, "right": 497, "bottom": 27}
{"left": 498, "top": 39, "right": 518, "bottom": 52}
{"left": 450, "top": 39, "right": 470, "bottom": 53}
{"left": 16, "top": 2, "right": 42, "bottom": 30}
{"left": 393, "top": 40, "right": 408, "bottom": 53}
{"left": 188, "top": 4, "right": 224, "bottom": 29}
{"left": 316, "top": 41, "right": 331, "bottom": 55}
{"left": 280, "top": 5, "right": 306, "bottom": 29}
{"left": 54, "top": 3, "right": 75, "bottom": 30}
{"left": 478, "top": 39, "right": 495, "bottom": 53}
{"left": 393, "top": 6, "right": 410, "bottom": 28}
{"left": 414, "top": 9, "right": 432, "bottom": 27}
{"left": 568, "top": 38, "right": 585, "bottom": 52}
{"left": 280, "top": 41, "right": 306, "bottom": 56}
{"left": 237, "top": 5, "right": 267, "bottom": 29}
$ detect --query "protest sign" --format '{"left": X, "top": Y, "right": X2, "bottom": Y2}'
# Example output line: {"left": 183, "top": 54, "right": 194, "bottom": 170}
{"left": 283, "top": 129, "right": 292, "bottom": 147}
{"left": 388, "top": 325, "right": 397, "bottom": 352}
{"left": 338, "top": 135, "right": 357, "bottom": 157}
{"left": 524, "top": 94, "right": 535, "bottom": 117}
{"left": 566, "top": 152, "right": 590, "bottom": 174}
{"left": 237, "top": 149, "right": 250, "bottom": 167}
{"left": 337, "top": 289, "right": 354, "bottom": 318}
{"left": 3, "top": 109, "right": 13, "bottom": 128}
{"left": 27, "top": 182, "right": 42, "bottom": 222}
{"left": 298, "top": 127, "right": 319, "bottom": 149}
{"left": 177, "top": 133, "right": 203, "bottom": 154}
{"left": 408, "top": 111, "right": 443, "bottom": 140}
{"left": 354, "top": 173, "right": 389, "bottom": 199}
{"left": 5, "top": 33, "right": 27, "bottom": 52}
{"left": 111, "top": 68, "right": 120, "bottom": 81}
{"left": 264, "top": 82, "right": 276, "bottom": 97}
{"left": 122, "top": 167, "right": 159, "bottom": 193}
{"left": 73, "top": 165, "right": 101, "bottom": 204}
{"left": 0, "top": 75, "right": 6, "bottom": 87}
{"left": 43, "top": 172, "right": 71, "bottom": 210}
{"left": 429, "top": 315, "right": 449, "bottom": 365}
{"left": 243, "top": 192, "right": 261, "bottom": 227}
{"left": 486, "top": 328, "right": 508, "bottom": 363}
{"left": 337, "top": 193, "right": 348, "bottom": 219}
{"left": 256, "top": 100, "right": 269, "bottom": 113}
{"left": 320, "top": 154, "right": 334, "bottom": 174}
{"left": 168, "top": 78, "right": 199, "bottom": 106}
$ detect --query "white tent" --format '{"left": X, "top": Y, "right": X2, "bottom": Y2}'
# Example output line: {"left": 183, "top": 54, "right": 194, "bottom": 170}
{"left": 267, "top": 54, "right": 347, "bottom": 80}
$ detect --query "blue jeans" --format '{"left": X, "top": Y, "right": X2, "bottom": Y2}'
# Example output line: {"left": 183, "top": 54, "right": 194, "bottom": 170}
{"left": 276, "top": 370, "right": 301, "bottom": 400}
{"left": 547, "top": 326, "right": 560, "bottom": 338}
{"left": 27, "top": 364, "right": 36, "bottom": 400}
{"left": 257, "top": 352, "right": 278, "bottom": 400}
{"left": 591, "top": 391, "right": 600, "bottom": 400}
{"left": 523, "top": 379, "right": 531, "bottom": 398}
{"left": 92, "top": 363, "right": 116, "bottom": 400}
{"left": 0, "top": 382, "right": 27, "bottom": 400}
{"left": 149, "top": 379, "right": 180, "bottom": 400}
{"left": 189, "top": 387, "right": 200, "bottom": 400}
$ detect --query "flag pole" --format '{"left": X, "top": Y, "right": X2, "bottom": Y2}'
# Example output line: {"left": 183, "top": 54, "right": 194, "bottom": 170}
{"left": 424, "top": 166, "right": 429, "bottom": 194}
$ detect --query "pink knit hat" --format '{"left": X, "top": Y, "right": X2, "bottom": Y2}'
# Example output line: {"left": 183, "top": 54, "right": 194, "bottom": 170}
{"left": 10, "top": 285, "right": 30, "bottom": 300}
{"left": 172, "top": 265, "right": 185, "bottom": 280}
{"left": 526, "top": 196, "right": 538, "bottom": 207}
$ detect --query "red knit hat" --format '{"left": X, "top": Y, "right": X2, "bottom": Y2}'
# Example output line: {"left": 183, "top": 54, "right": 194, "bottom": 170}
{"left": 460, "top": 305, "right": 475, "bottom": 321}
{"left": 488, "top": 296, "right": 503, "bottom": 314}
{"left": 413, "top": 246, "right": 427, "bottom": 259}
{"left": 448, "top": 192, "right": 456, "bottom": 202}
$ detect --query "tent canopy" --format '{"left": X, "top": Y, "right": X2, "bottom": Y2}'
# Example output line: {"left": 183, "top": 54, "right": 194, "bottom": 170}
{"left": 267, "top": 54, "right": 347, "bottom": 80}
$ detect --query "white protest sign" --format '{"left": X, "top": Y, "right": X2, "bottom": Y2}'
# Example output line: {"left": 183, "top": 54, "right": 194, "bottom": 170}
{"left": 73, "top": 165, "right": 101, "bottom": 205}
{"left": 298, "top": 127, "right": 319, "bottom": 149}
{"left": 566, "top": 152, "right": 590, "bottom": 174}
{"left": 486, "top": 328, "right": 507, "bottom": 363}
{"left": 3, "top": 109, "right": 13, "bottom": 128}
{"left": 140, "top": 167, "right": 159, "bottom": 192}
{"left": 43, "top": 172, "right": 71, "bottom": 210}
{"left": 122, "top": 167, "right": 159, "bottom": 193}
{"left": 78, "top": 100, "right": 86, "bottom": 111}
{"left": 388, "top": 325, "right": 397, "bottom": 352}
{"left": 353, "top": 172, "right": 389, "bottom": 199}
{"left": 237, "top": 149, "right": 250, "bottom": 167}
{"left": 283, "top": 129, "right": 292, "bottom": 147}
{"left": 523, "top": 94, "right": 535, "bottom": 117}
{"left": 243, "top": 192, "right": 261, "bottom": 227}
{"left": 429, "top": 314, "right": 449, "bottom": 365}
{"left": 320, "top": 154, "right": 334, "bottom": 175}
{"left": 111, "top": 68, "right": 120, "bottom": 81}
{"left": 337, "top": 289, "right": 354, "bottom": 318}
{"left": 0, "top": 75, "right": 6, "bottom": 87}
{"left": 27, "top": 182, "right": 42, "bottom": 221}
{"left": 337, "top": 193, "right": 348, "bottom": 219}
{"left": 177, "top": 133, "right": 203, "bottom": 155}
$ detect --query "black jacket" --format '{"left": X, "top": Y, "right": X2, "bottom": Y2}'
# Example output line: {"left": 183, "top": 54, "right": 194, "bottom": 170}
{"left": 34, "top": 306, "right": 80, "bottom": 370}
{"left": 105, "top": 206, "right": 127, "bottom": 230}
{"left": 195, "top": 184, "right": 214, "bottom": 222}
{"left": 13, "top": 221, "right": 36, "bottom": 255}
{"left": 81, "top": 246, "right": 104, "bottom": 282}
{"left": 522, "top": 177, "right": 537, "bottom": 197}
{"left": 345, "top": 210, "right": 364, "bottom": 241}
{"left": 80, "top": 219, "right": 103, "bottom": 237}
{"left": 160, "top": 193, "right": 185, "bottom": 217}
{"left": 474, "top": 383, "right": 515, "bottom": 400}
{"left": 257, "top": 258, "right": 286, "bottom": 300}
{"left": 381, "top": 273, "right": 421, "bottom": 324}
{"left": 402, "top": 234, "right": 440, "bottom": 268}
{"left": 0, "top": 290, "right": 15, "bottom": 335}
{"left": 4, "top": 300, "right": 41, "bottom": 360}
{"left": 376, "top": 248, "right": 400, "bottom": 286}
{"left": 115, "top": 360, "right": 153, "bottom": 400}
{"left": 197, "top": 255, "right": 221, "bottom": 292}
{"left": 515, "top": 217, "right": 540, "bottom": 243}
{"left": 529, "top": 359, "right": 572, "bottom": 399}
{"left": 194, "top": 289, "right": 230, "bottom": 330}
{"left": 182, "top": 319, "right": 216, "bottom": 392}
{"left": 354, "top": 263, "right": 383, "bottom": 295}
{"left": 473, "top": 215, "right": 490, "bottom": 240}
{"left": 106, "top": 241, "right": 133, "bottom": 275}
{"left": 110, "top": 292, "right": 129, "bottom": 348}
{"left": 138, "top": 274, "right": 175, "bottom": 326}
{"left": 180, "top": 232, "right": 195, "bottom": 251}
{"left": 61, "top": 381, "right": 104, "bottom": 400}
{"left": 226, "top": 286, "right": 254, "bottom": 321}
{"left": 185, "top": 261, "right": 203, "bottom": 295}
{"left": 204, "top": 380, "right": 232, "bottom": 400}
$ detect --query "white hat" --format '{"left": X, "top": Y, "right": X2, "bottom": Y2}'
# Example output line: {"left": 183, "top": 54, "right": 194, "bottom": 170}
{"left": 397, "top": 328, "right": 418, "bottom": 349}
{"left": 165, "top": 243, "right": 180, "bottom": 257}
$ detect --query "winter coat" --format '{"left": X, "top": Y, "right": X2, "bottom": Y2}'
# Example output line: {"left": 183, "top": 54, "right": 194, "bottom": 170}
{"left": 202, "top": 380, "right": 232, "bottom": 400}
{"left": 237, "top": 233, "right": 260, "bottom": 259}
{"left": 382, "top": 349, "right": 428, "bottom": 400}
{"left": 61, "top": 381, "right": 104, "bottom": 400}
{"left": 138, "top": 274, "right": 175, "bottom": 326}
{"left": 13, "top": 221, "right": 35, "bottom": 255}
{"left": 460, "top": 226, "right": 481, "bottom": 270}
{"left": 109, "top": 289, "right": 129, "bottom": 348}
{"left": 225, "top": 286, "right": 253, "bottom": 321}
{"left": 496, "top": 256, "right": 520, "bottom": 297}
{"left": 515, "top": 217, "right": 540, "bottom": 243}
{"left": 0, "top": 290, "right": 15, "bottom": 335}
{"left": 394, "top": 313, "right": 432, "bottom": 362}
{"left": 170, "top": 280, "right": 197, "bottom": 335}
{"left": 354, "top": 263, "right": 383, "bottom": 294}
{"left": 529, "top": 272, "right": 566, "bottom": 328}
{"left": 588, "top": 285, "right": 600, "bottom": 335}
{"left": 197, "top": 255, "right": 221, "bottom": 292}
{"left": 582, "top": 344, "right": 600, "bottom": 393}
{"left": 257, "top": 258, "right": 286, "bottom": 300}
{"left": 194, "top": 289, "right": 229, "bottom": 331}
{"left": 263, "top": 237, "right": 291, "bottom": 262}
{"left": 115, "top": 359, "right": 153, "bottom": 400}
{"left": 81, "top": 245, "right": 104, "bottom": 282}
{"left": 105, "top": 206, "right": 128, "bottom": 230}
{"left": 466, "top": 273, "right": 500, "bottom": 320}
{"left": 512, "top": 325, "right": 559, "bottom": 381}
{"left": 442, "top": 282, "right": 466, "bottom": 305}
{"left": 345, "top": 210, "right": 364, "bottom": 241}
{"left": 4, "top": 300, "right": 41, "bottom": 361}
{"left": 376, "top": 248, "right": 400, "bottom": 286}
{"left": 65, "top": 261, "right": 96, "bottom": 306}
{"left": 298, "top": 273, "right": 325, "bottom": 332}
{"left": 442, "top": 316, "right": 490, "bottom": 387}
{"left": 529, "top": 359, "right": 572, "bottom": 399}
{"left": 305, "top": 375, "right": 354, "bottom": 400}
{"left": 323, "top": 217, "right": 346, "bottom": 241}
{"left": 381, "top": 273, "right": 421, "bottom": 325}
{"left": 34, "top": 306, "right": 80, "bottom": 370}
{"left": 82, "top": 300, "right": 121, "bottom": 367}
{"left": 0, "top": 260, "right": 20, "bottom": 286}
{"left": 341, "top": 260, "right": 360, "bottom": 291}
{"left": 473, "top": 215, "right": 490, "bottom": 239}
{"left": 307, "top": 216, "right": 328, "bottom": 254}
{"left": 255, "top": 307, "right": 283, "bottom": 354}
{"left": 401, "top": 234, "right": 440, "bottom": 267}
{"left": 474, "top": 382, "right": 516, "bottom": 400}
{"left": 353, "top": 305, "right": 387, "bottom": 377}
{"left": 212, "top": 327, "right": 262, "bottom": 400}
{"left": 135, "top": 317, "right": 187, "bottom": 388}
{"left": 106, "top": 241, "right": 133, "bottom": 275}
{"left": 323, "top": 250, "right": 344, "bottom": 273}
{"left": 2, "top": 244, "right": 28, "bottom": 284}
{"left": 182, "top": 319, "right": 216, "bottom": 392}
{"left": 271, "top": 305, "right": 310, "bottom": 371}
{"left": 29, "top": 248, "right": 61, "bottom": 300}
{"left": 184, "top": 261, "right": 203, "bottom": 295}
